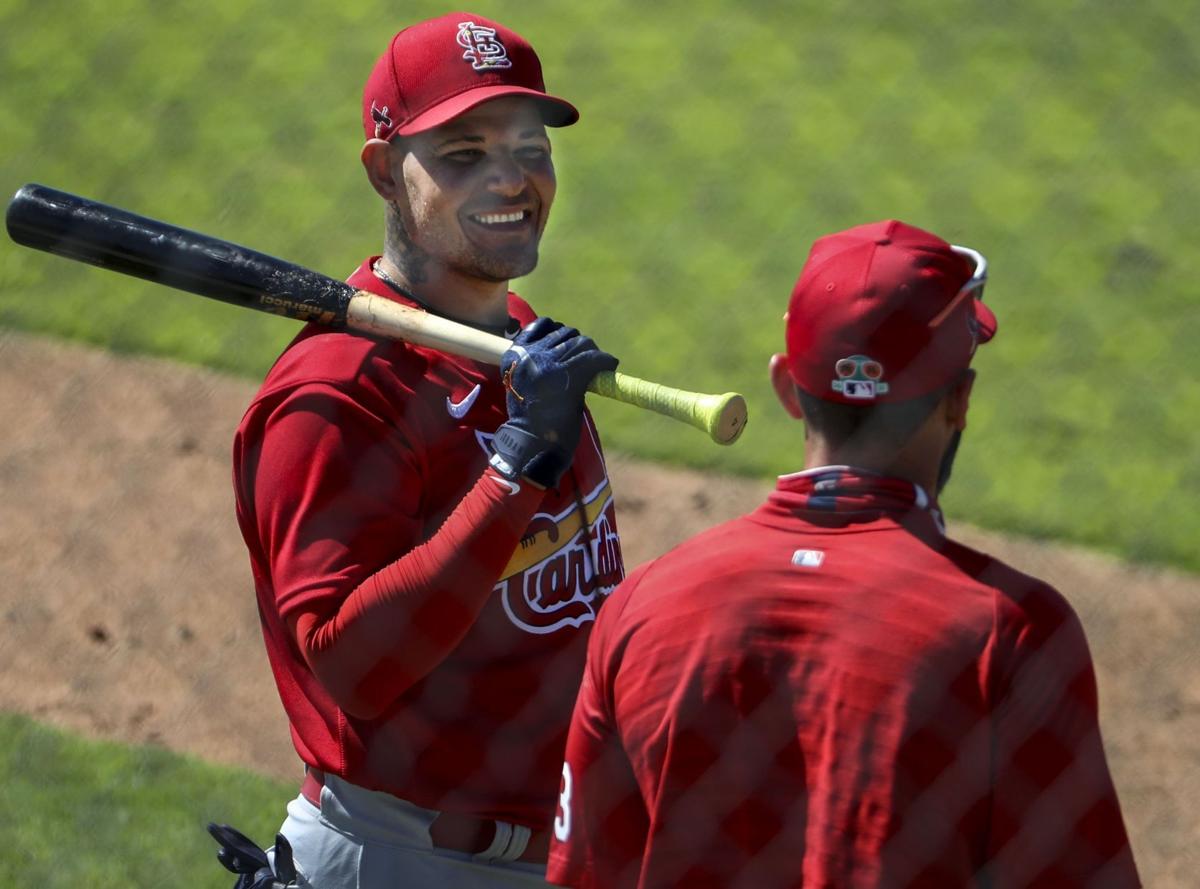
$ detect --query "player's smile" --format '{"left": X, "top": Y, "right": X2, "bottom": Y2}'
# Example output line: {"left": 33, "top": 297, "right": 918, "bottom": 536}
{"left": 465, "top": 208, "right": 534, "bottom": 229}
{"left": 386, "top": 97, "right": 556, "bottom": 284}
{"left": 462, "top": 205, "right": 537, "bottom": 237}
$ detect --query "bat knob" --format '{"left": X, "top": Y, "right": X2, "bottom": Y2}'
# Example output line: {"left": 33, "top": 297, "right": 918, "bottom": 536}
{"left": 704, "top": 392, "right": 748, "bottom": 445}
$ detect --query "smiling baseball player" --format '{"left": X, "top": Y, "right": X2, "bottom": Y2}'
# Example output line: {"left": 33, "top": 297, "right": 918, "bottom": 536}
{"left": 547, "top": 221, "right": 1139, "bottom": 888}
{"left": 217, "top": 13, "right": 625, "bottom": 888}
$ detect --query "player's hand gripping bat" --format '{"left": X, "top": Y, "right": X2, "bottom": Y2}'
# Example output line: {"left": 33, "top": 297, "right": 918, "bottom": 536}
{"left": 5, "top": 185, "right": 747, "bottom": 445}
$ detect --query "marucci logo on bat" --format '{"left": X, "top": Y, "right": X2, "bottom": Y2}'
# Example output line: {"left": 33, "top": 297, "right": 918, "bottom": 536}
{"left": 258, "top": 294, "right": 337, "bottom": 324}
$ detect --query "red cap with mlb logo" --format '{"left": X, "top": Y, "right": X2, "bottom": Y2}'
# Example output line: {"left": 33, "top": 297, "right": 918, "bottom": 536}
{"left": 362, "top": 12, "right": 579, "bottom": 140}
{"left": 785, "top": 220, "right": 998, "bottom": 404}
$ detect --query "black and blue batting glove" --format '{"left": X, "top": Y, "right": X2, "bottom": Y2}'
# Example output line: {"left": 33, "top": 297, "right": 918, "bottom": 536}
{"left": 490, "top": 317, "right": 618, "bottom": 489}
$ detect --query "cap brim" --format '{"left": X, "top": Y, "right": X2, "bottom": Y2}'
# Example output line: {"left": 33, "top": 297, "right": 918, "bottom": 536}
{"left": 974, "top": 299, "right": 998, "bottom": 344}
{"left": 395, "top": 85, "right": 579, "bottom": 136}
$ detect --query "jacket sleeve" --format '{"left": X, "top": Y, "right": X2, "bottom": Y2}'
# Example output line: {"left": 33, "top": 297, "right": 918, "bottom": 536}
{"left": 239, "top": 382, "right": 542, "bottom": 719}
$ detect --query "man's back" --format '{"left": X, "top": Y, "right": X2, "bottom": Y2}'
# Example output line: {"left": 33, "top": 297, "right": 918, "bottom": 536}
{"left": 552, "top": 468, "right": 1136, "bottom": 888}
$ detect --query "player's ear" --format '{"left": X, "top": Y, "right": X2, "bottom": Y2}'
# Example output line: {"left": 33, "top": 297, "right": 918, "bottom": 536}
{"left": 945, "top": 368, "right": 975, "bottom": 431}
{"left": 770, "top": 353, "right": 805, "bottom": 420}
{"left": 361, "top": 138, "right": 403, "bottom": 200}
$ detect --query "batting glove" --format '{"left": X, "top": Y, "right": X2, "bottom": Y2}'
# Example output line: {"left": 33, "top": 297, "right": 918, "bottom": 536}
{"left": 207, "top": 823, "right": 300, "bottom": 889}
{"left": 491, "top": 317, "right": 618, "bottom": 489}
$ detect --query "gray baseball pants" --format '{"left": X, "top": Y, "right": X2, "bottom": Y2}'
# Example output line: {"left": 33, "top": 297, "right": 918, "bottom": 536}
{"left": 273, "top": 773, "right": 554, "bottom": 888}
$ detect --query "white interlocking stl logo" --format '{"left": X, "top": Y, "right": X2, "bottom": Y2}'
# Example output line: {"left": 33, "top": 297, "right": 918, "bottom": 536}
{"left": 457, "top": 21, "right": 512, "bottom": 70}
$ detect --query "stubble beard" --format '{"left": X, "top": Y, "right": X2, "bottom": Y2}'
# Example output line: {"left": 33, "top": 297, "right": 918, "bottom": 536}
{"left": 458, "top": 242, "right": 540, "bottom": 283}
{"left": 935, "top": 429, "right": 963, "bottom": 495}
{"left": 388, "top": 203, "right": 542, "bottom": 285}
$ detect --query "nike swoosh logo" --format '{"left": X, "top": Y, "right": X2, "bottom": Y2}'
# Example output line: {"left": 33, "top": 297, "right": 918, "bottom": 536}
{"left": 488, "top": 472, "right": 521, "bottom": 496}
{"left": 446, "top": 383, "right": 482, "bottom": 419}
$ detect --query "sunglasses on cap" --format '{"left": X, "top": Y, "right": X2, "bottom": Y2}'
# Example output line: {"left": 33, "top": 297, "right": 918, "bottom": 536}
{"left": 928, "top": 244, "right": 989, "bottom": 329}
{"left": 951, "top": 244, "right": 988, "bottom": 298}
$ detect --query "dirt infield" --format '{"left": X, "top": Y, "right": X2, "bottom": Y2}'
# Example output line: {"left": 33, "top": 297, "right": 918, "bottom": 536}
{"left": 0, "top": 330, "right": 1195, "bottom": 885}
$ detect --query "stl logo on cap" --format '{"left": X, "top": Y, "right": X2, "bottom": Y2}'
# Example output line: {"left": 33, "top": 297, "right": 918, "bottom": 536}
{"left": 457, "top": 20, "right": 513, "bottom": 70}
{"left": 370, "top": 102, "right": 393, "bottom": 139}
{"left": 832, "top": 355, "right": 890, "bottom": 401}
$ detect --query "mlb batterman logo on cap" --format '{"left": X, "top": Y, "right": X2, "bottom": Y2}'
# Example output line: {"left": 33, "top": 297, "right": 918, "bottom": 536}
{"left": 362, "top": 12, "right": 579, "bottom": 141}
{"left": 785, "top": 220, "right": 998, "bottom": 404}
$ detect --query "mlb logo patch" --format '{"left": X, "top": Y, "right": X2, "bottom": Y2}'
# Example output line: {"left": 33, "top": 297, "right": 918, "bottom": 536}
{"left": 831, "top": 354, "right": 889, "bottom": 401}
{"left": 839, "top": 380, "right": 878, "bottom": 400}
{"left": 791, "top": 549, "right": 825, "bottom": 569}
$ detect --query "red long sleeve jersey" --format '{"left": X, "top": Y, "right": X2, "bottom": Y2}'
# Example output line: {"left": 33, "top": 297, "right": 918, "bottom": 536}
{"left": 548, "top": 469, "right": 1138, "bottom": 888}
{"left": 233, "top": 259, "right": 624, "bottom": 826}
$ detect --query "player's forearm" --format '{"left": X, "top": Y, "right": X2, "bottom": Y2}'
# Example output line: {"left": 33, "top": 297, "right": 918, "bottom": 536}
{"left": 293, "top": 469, "right": 543, "bottom": 719}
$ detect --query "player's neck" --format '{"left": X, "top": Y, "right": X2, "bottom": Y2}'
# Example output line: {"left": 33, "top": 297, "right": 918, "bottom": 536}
{"left": 803, "top": 440, "right": 940, "bottom": 496}
{"left": 802, "top": 395, "right": 960, "bottom": 497}
{"left": 376, "top": 254, "right": 510, "bottom": 328}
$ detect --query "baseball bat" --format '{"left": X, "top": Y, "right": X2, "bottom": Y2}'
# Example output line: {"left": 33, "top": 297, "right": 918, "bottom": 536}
{"left": 5, "top": 185, "right": 747, "bottom": 445}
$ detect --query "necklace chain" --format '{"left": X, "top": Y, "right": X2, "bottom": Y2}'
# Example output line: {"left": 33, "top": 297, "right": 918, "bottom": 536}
{"left": 371, "top": 261, "right": 409, "bottom": 297}
{"left": 371, "top": 260, "right": 520, "bottom": 339}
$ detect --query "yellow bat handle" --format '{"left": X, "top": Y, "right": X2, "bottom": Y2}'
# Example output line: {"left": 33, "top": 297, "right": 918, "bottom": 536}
{"left": 588, "top": 371, "right": 747, "bottom": 445}
{"left": 346, "top": 294, "right": 748, "bottom": 445}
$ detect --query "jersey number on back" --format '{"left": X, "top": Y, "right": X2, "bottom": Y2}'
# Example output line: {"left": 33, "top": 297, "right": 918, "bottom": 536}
{"left": 554, "top": 762, "right": 573, "bottom": 842}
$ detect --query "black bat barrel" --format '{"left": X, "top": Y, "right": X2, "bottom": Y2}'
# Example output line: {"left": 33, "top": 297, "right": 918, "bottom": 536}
{"left": 5, "top": 184, "right": 355, "bottom": 325}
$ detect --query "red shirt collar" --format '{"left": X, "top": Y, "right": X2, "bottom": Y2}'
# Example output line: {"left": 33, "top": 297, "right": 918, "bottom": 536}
{"left": 761, "top": 466, "right": 947, "bottom": 537}
{"left": 347, "top": 257, "right": 419, "bottom": 304}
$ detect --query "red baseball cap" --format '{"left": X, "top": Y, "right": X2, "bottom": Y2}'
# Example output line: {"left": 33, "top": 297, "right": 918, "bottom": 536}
{"left": 362, "top": 13, "right": 579, "bottom": 140}
{"left": 785, "top": 220, "right": 998, "bottom": 404}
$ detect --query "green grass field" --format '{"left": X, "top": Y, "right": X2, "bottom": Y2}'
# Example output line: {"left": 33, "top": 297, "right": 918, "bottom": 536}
{"left": 0, "top": 713, "right": 288, "bottom": 887}
{"left": 0, "top": 6, "right": 1196, "bottom": 884}
{"left": 2, "top": 0, "right": 1197, "bottom": 570}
